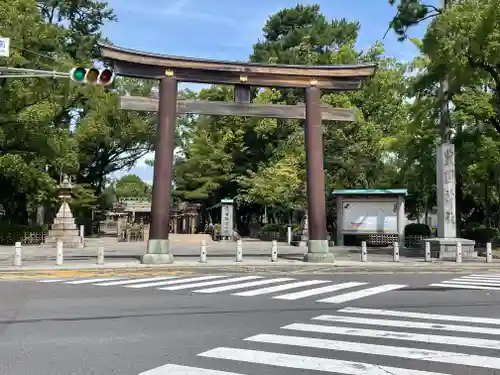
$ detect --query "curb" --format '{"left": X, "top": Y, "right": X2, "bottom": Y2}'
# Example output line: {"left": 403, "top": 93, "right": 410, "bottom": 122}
{"left": 0, "top": 261, "right": 499, "bottom": 275}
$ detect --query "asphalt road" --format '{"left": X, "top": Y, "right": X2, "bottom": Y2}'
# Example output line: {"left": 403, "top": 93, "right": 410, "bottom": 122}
{"left": 1, "top": 272, "right": 500, "bottom": 375}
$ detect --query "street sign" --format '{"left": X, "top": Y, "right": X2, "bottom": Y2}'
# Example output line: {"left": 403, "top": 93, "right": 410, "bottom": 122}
{"left": 0, "top": 37, "right": 10, "bottom": 57}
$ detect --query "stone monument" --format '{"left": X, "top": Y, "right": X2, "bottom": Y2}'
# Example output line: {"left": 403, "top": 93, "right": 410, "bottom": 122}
{"left": 44, "top": 174, "right": 83, "bottom": 248}
{"left": 423, "top": 143, "right": 476, "bottom": 258}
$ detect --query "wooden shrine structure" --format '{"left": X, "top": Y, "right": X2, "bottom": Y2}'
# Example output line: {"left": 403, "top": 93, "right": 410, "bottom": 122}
{"left": 99, "top": 43, "right": 376, "bottom": 264}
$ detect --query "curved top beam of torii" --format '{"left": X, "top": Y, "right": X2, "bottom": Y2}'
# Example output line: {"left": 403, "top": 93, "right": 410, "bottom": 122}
{"left": 98, "top": 43, "right": 376, "bottom": 90}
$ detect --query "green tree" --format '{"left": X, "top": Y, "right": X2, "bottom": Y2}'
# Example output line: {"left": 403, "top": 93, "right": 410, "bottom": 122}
{"left": 114, "top": 174, "right": 151, "bottom": 199}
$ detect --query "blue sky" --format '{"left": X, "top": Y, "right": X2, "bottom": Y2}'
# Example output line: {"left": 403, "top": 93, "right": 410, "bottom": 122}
{"left": 104, "top": 0, "right": 434, "bottom": 183}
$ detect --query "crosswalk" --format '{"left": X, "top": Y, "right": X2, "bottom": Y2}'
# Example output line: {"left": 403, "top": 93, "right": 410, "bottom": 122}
{"left": 34, "top": 275, "right": 406, "bottom": 304}
{"left": 141, "top": 307, "right": 500, "bottom": 374}
{"left": 430, "top": 273, "right": 500, "bottom": 290}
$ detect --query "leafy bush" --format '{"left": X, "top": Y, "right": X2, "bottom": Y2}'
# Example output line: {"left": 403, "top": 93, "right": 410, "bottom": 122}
{"left": 261, "top": 223, "right": 300, "bottom": 235}
{"left": 0, "top": 224, "right": 49, "bottom": 245}
{"left": 404, "top": 223, "right": 432, "bottom": 237}
{"left": 461, "top": 225, "right": 500, "bottom": 245}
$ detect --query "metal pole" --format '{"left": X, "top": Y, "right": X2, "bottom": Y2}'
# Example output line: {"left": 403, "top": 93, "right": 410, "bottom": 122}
{"left": 271, "top": 240, "right": 278, "bottom": 262}
{"left": 425, "top": 241, "right": 431, "bottom": 262}
{"left": 393, "top": 242, "right": 400, "bottom": 262}
{"left": 486, "top": 242, "right": 493, "bottom": 263}
{"left": 361, "top": 241, "right": 367, "bottom": 262}
{"left": 287, "top": 225, "right": 292, "bottom": 245}
{"left": 14, "top": 242, "right": 22, "bottom": 266}
{"left": 97, "top": 243, "right": 104, "bottom": 265}
{"left": 236, "top": 239, "right": 243, "bottom": 262}
{"left": 200, "top": 240, "right": 207, "bottom": 263}
{"left": 456, "top": 242, "right": 462, "bottom": 263}
{"left": 56, "top": 240, "right": 63, "bottom": 265}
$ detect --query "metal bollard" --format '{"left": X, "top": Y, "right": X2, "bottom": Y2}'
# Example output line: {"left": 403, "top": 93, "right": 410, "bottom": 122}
{"left": 236, "top": 239, "right": 243, "bottom": 262}
{"left": 271, "top": 240, "right": 278, "bottom": 262}
{"left": 456, "top": 242, "right": 462, "bottom": 263}
{"left": 424, "top": 241, "right": 431, "bottom": 262}
{"left": 97, "top": 243, "right": 104, "bottom": 265}
{"left": 486, "top": 242, "right": 493, "bottom": 263}
{"left": 14, "top": 242, "right": 22, "bottom": 266}
{"left": 56, "top": 240, "right": 63, "bottom": 265}
{"left": 287, "top": 226, "right": 292, "bottom": 245}
{"left": 361, "top": 241, "right": 367, "bottom": 262}
{"left": 200, "top": 240, "right": 207, "bottom": 263}
{"left": 393, "top": 242, "right": 400, "bottom": 262}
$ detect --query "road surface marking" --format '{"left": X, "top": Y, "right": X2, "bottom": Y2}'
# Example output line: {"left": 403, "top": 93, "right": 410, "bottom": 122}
{"left": 313, "top": 314, "right": 500, "bottom": 335}
{"left": 194, "top": 277, "right": 295, "bottom": 293}
{"left": 458, "top": 276, "right": 500, "bottom": 282}
{"left": 340, "top": 306, "right": 500, "bottom": 325}
{"left": 94, "top": 276, "right": 179, "bottom": 286}
{"left": 233, "top": 279, "right": 330, "bottom": 296}
{"left": 65, "top": 277, "right": 126, "bottom": 284}
{"left": 125, "top": 276, "right": 226, "bottom": 289}
{"left": 447, "top": 279, "right": 500, "bottom": 285}
{"left": 246, "top": 333, "right": 500, "bottom": 369}
{"left": 198, "top": 347, "right": 447, "bottom": 375}
{"left": 469, "top": 273, "right": 500, "bottom": 278}
{"left": 273, "top": 282, "right": 367, "bottom": 300}
{"left": 317, "top": 284, "right": 406, "bottom": 303}
{"left": 283, "top": 322, "right": 500, "bottom": 350}
{"left": 139, "top": 364, "right": 244, "bottom": 375}
{"left": 36, "top": 279, "right": 68, "bottom": 283}
{"left": 158, "top": 276, "right": 262, "bottom": 291}
{"left": 430, "top": 283, "right": 500, "bottom": 290}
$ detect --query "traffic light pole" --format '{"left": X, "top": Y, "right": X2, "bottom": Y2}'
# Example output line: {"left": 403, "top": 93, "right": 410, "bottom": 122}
{"left": 0, "top": 66, "right": 69, "bottom": 79}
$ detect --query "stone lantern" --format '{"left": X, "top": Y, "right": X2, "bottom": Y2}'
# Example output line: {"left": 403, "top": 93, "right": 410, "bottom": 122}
{"left": 43, "top": 174, "right": 83, "bottom": 248}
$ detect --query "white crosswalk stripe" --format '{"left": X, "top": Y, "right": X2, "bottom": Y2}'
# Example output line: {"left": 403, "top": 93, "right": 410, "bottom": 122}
{"left": 431, "top": 272, "right": 500, "bottom": 290}
{"left": 316, "top": 284, "right": 406, "bottom": 303}
{"left": 144, "top": 307, "right": 500, "bottom": 374}
{"left": 158, "top": 276, "right": 262, "bottom": 291}
{"left": 232, "top": 279, "right": 331, "bottom": 296}
{"left": 139, "top": 364, "right": 244, "bottom": 375}
{"left": 194, "top": 277, "right": 294, "bottom": 294}
{"left": 273, "top": 281, "right": 367, "bottom": 300}
{"left": 33, "top": 275, "right": 404, "bottom": 304}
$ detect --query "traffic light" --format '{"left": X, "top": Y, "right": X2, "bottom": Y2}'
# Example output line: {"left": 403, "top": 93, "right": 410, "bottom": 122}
{"left": 69, "top": 67, "right": 115, "bottom": 86}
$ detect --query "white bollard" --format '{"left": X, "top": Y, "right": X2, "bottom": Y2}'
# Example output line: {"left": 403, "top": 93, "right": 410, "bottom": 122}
{"left": 393, "top": 242, "right": 400, "bottom": 262}
{"left": 56, "top": 240, "right": 63, "bottom": 265}
{"left": 200, "top": 240, "right": 207, "bottom": 263}
{"left": 287, "top": 226, "right": 292, "bottom": 245}
{"left": 361, "top": 241, "right": 367, "bottom": 262}
{"left": 271, "top": 240, "right": 278, "bottom": 262}
{"left": 97, "top": 243, "right": 104, "bottom": 265}
{"left": 14, "top": 242, "right": 22, "bottom": 266}
{"left": 79, "top": 225, "right": 84, "bottom": 241}
{"left": 486, "top": 242, "right": 493, "bottom": 263}
{"left": 456, "top": 242, "right": 462, "bottom": 263}
{"left": 424, "top": 241, "right": 431, "bottom": 262}
{"left": 236, "top": 239, "right": 243, "bottom": 262}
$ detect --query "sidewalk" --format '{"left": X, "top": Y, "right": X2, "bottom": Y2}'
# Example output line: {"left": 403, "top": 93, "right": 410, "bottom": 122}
{"left": 0, "top": 240, "right": 498, "bottom": 276}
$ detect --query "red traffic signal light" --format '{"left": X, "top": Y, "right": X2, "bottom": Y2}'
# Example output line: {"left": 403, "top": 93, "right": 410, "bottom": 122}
{"left": 99, "top": 69, "right": 114, "bottom": 85}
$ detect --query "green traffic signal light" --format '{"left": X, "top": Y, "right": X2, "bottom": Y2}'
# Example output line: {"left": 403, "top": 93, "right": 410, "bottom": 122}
{"left": 71, "top": 67, "right": 86, "bottom": 82}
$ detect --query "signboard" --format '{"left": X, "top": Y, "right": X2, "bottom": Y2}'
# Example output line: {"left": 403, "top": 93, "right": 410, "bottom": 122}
{"left": 342, "top": 200, "right": 398, "bottom": 233}
{"left": 0, "top": 37, "right": 10, "bottom": 57}
{"left": 220, "top": 200, "right": 234, "bottom": 237}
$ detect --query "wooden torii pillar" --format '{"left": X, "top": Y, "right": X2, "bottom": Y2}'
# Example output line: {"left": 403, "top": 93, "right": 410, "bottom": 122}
{"left": 99, "top": 43, "right": 376, "bottom": 264}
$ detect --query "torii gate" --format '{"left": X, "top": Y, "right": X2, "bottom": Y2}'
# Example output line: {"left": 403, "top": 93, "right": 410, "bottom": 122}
{"left": 99, "top": 43, "right": 376, "bottom": 264}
